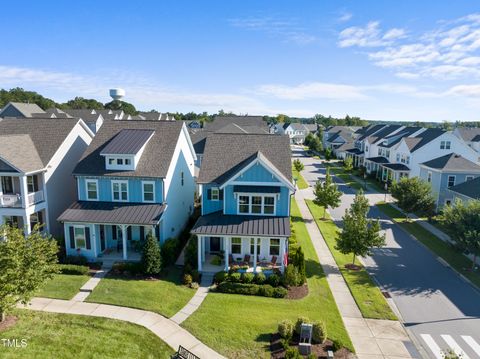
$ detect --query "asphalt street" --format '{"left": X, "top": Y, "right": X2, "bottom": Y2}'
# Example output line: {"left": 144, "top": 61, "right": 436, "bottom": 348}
{"left": 293, "top": 147, "right": 480, "bottom": 359}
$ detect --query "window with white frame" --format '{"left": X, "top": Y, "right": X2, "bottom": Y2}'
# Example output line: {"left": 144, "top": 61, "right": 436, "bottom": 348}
{"left": 440, "top": 141, "right": 451, "bottom": 150}
{"left": 447, "top": 175, "right": 456, "bottom": 187}
{"left": 237, "top": 194, "right": 275, "bottom": 215}
{"left": 86, "top": 179, "right": 98, "bottom": 200}
{"left": 396, "top": 153, "right": 400, "bottom": 162}
{"left": 427, "top": 171, "right": 432, "bottom": 183}
{"left": 231, "top": 237, "right": 242, "bottom": 254}
{"left": 270, "top": 238, "right": 280, "bottom": 256}
{"left": 211, "top": 187, "right": 220, "bottom": 201}
{"left": 378, "top": 148, "right": 382, "bottom": 156}
{"left": 142, "top": 181, "right": 155, "bottom": 202}
{"left": 466, "top": 175, "right": 474, "bottom": 182}
{"left": 250, "top": 238, "right": 261, "bottom": 256}
{"left": 112, "top": 180, "right": 128, "bottom": 201}
{"left": 74, "top": 226, "right": 86, "bottom": 249}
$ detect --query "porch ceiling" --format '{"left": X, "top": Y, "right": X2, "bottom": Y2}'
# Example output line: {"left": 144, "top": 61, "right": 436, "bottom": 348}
{"left": 57, "top": 201, "right": 165, "bottom": 225}
{"left": 191, "top": 211, "right": 290, "bottom": 237}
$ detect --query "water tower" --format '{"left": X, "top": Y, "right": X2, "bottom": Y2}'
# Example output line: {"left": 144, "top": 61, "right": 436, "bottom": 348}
{"left": 109, "top": 88, "right": 125, "bottom": 101}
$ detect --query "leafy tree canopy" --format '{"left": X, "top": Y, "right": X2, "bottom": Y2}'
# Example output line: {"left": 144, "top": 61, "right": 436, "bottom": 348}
{"left": 313, "top": 168, "right": 342, "bottom": 218}
{"left": 62, "top": 96, "right": 104, "bottom": 110}
{"left": 0, "top": 87, "right": 57, "bottom": 110}
{"left": 391, "top": 177, "right": 435, "bottom": 219}
{"left": 104, "top": 100, "right": 138, "bottom": 116}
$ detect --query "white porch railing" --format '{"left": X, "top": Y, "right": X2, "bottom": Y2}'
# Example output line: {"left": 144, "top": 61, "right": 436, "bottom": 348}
{"left": 0, "top": 194, "right": 22, "bottom": 207}
{"left": 27, "top": 190, "right": 44, "bottom": 205}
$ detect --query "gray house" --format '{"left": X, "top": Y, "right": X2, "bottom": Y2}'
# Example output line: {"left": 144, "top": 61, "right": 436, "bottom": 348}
{"left": 448, "top": 176, "right": 480, "bottom": 203}
{"left": 419, "top": 153, "right": 480, "bottom": 210}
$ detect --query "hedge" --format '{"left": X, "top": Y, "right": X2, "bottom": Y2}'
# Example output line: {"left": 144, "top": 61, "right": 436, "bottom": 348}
{"left": 216, "top": 282, "right": 287, "bottom": 298}
{"left": 57, "top": 264, "right": 89, "bottom": 275}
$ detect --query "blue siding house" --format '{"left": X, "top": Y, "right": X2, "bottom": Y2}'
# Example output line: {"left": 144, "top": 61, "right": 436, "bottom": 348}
{"left": 58, "top": 120, "right": 196, "bottom": 261}
{"left": 192, "top": 133, "right": 295, "bottom": 273}
{"left": 419, "top": 153, "right": 480, "bottom": 210}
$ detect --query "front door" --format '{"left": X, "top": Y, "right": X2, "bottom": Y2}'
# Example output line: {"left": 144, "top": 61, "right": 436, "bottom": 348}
{"left": 100, "top": 225, "right": 106, "bottom": 251}
{"left": 210, "top": 237, "right": 221, "bottom": 253}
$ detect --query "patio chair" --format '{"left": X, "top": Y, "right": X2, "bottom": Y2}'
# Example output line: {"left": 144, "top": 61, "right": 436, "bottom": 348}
{"left": 229, "top": 254, "right": 237, "bottom": 265}
{"left": 243, "top": 254, "right": 251, "bottom": 265}
{"left": 269, "top": 256, "right": 278, "bottom": 268}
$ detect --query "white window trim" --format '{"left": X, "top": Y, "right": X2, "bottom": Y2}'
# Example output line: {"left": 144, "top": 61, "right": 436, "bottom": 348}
{"left": 111, "top": 180, "right": 129, "bottom": 202}
{"left": 74, "top": 225, "right": 86, "bottom": 249}
{"left": 142, "top": 180, "right": 155, "bottom": 203}
{"left": 269, "top": 238, "right": 280, "bottom": 256}
{"left": 465, "top": 175, "right": 474, "bottom": 182}
{"left": 236, "top": 193, "right": 277, "bottom": 216}
{"left": 231, "top": 237, "right": 242, "bottom": 255}
{"left": 211, "top": 187, "right": 220, "bottom": 201}
{"left": 85, "top": 179, "right": 99, "bottom": 201}
{"left": 447, "top": 175, "right": 456, "bottom": 187}
{"left": 427, "top": 171, "right": 432, "bottom": 183}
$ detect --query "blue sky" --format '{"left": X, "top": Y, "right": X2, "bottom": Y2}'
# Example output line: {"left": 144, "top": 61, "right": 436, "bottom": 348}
{"left": 2, "top": 1, "right": 480, "bottom": 122}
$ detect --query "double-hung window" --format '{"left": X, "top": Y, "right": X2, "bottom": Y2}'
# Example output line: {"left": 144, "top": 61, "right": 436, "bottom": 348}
{"left": 440, "top": 141, "right": 451, "bottom": 150}
{"left": 74, "top": 227, "right": 86, "bottom": 249}
{"left": 142, "top": 181, "right": 155, "bottom": 202}
{"left": 466, "top": 175, "right": 474, "bottom": 182}
{"left": 250, "top": 238, "right": 261, "bottom": 256}
{"left": 27, "top": 175, "right": 38, "bottom": 193}
{"left": 231, "top": 237, "right": 242, "bottom": 254}
{"left": 237, "top": 194, "right": 275, "bottom": 215}
{"left": 211, "top": 187, "right": 220, "bottom": 201}
{"left": 447, "top": 175, "right": 456, "bottom": 187}
{"left": 263, "top": 197, "right": 275, "bottom": 214}
{"left": 112, "top": 180, "right": 128, "bottom": 201}
{"left": 270, "top": 238, "right": 280, "bottom": 256}
{"left": 239, "top": 195, "right": 250, "bottom": 213}
{"left": 86, "top": 179, "right": 98, "bottom": 200}
{"left": 251, "top": 196, "right": 262, "bottom": 214}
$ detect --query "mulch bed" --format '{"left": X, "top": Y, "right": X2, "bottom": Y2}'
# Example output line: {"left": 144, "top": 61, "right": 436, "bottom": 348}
{"left": 270, "top": 333, "right": 353, "bottom": 359}
{"left": 344, "top": 263, "right": 362, "bottom": 271}
{"left": 0, "top": 316, "right": 18, "bottom": 332}
{"left": 286, "top": 284, "right": 309, "bottom": 299}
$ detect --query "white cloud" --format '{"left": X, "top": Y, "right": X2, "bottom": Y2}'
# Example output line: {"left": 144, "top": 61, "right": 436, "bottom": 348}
{"left": 445, "top": 84, "right": 480, "bottom": 97}
{"left": 338, "top": 12, "right": 353, "bottom": 23}
{"left": 257, "top": 82, "right": 368, "bottom": 100}
{"left": 338, "top": 21, "right": 406, "bottom": 48}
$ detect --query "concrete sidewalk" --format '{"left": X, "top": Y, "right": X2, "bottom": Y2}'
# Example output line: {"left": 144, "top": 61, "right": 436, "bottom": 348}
{"left": 20, "top": 297, "right": 225, "bottom": 359}
{"left": 295, "top": 189, "right": 416, "bottom": 359}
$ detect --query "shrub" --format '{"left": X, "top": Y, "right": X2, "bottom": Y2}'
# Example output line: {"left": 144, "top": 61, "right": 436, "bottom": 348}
{"left": 253, "top": 272, "right": 266, "bottom": 284}
{"left": 289, "top": 246, "right": 306, "bottom": 285}
{"left": 295, "top": 316, "right": 310, "bottom": 335}
{"left": 214, "top": 271, "right": 227, "bottom": 284}
{"left": 241, "top": 272, "right": 254, "bottom": 284}
{"left": 283, "top": 264, "right": 300, "bottom": 287}
{"left": 190, "top": 282, "right": 199, "bottom": 290}
{"left": 278, "top": 319, "right": 294, "bottom": 339}
{"left": 258, "top": 284, "right": 274, "bottom": 297}
{"left": 182, "top": 274, "right": 193, "bottom": 285}
{"left": 215, "top": 282, "right": 287, "bottom": 298}
{"left": 280, "top": 338, "right": 290, "bottom": 351}
{"left": 161, "top": 237, "right": 179, "bottom": 267}
{"left": 285, "top": 347, "right": 302, "bottom": 359}
{"left": 112, "top": 262, "right": 143, "bottom": 276}
{"left": 141, "top": 234, "right": 162, "bottom": 275}
{"left": 229, "top": 272, "right": 242, "bottom": 283}
{"left": 184, "top": 263, "right": 193, "bottom": 275}
{"left": 312, "top": 321, "right": 327, "bottom": 344}
{"left": 267, "top": 273, "right": 281, "bottom": 287}
{"left": 57, "top": 264, "right": 89, "bottom": 275}
{"left": 64, "top": 255, "right": 88, "bottom": 266}
{"left": 273, "top": 287, "right": 288, "bottom": 298}
{"left": 293, "top": 159, "right": 304, "bottom": 172}
{"left": 191, "top": 269, "right": 200, "bottom": 283}
{"left": 184, "top": 235, "right": 198, "bottom": 269}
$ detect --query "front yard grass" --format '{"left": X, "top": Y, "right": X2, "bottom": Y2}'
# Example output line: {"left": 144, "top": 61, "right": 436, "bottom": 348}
{"left": 36, "top": 274, "right": 90, "bottom": 300}
{"left": 305, "top": 199, "right": 397, "bottom": 320}
{"left": 86, "top": 266, "right": 195, "bottom": 318}
{"left": 325, "top": 163, "right": 363, "bottom": 191}
{"left": 1, "top": 310, "right": 173, "bottom": 359}
{"left": 292, "top": 167, "right": 309, "bottom": 189}
{"left": 376, "top": 203, "right": 480, "bottom": 289}
{"left": 181, "top": 199, "right": 353, "bottom": 359}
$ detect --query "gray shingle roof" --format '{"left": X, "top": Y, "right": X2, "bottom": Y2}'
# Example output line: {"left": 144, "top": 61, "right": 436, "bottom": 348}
{"left": 0, "top": 134, "right": 44, "bottom": 172}
{"left": 0, "top": 118, "right": 82, "bottom": 171}
{"left": 357, "top": 124, "right": 387, "bottom": 141}
{"left": 379, "top": 127, "right": 423, "bottom": 148}
{"left": 365, "top": 156, "right": 389, "bottom": 164}
{"left": 383, "top": 163, "right": 410, "bottom": 171}
{"left": 64, "top": 109, "right": 102, "bottom": 124}
{"left": 449, "top": 176, "right": 480, "bottom": 200}
{"left": 205, "top": 116, "right": 267, "bottom": 132}
{"left": 73, "top": 120, "right": 184, "bottom": 178}
{"left": 197, "top": 133, "right": 292, "bottom": 184}
{"left": 404, "top": 128, "right": 445, "bottom": 152}
{"left": 100, "top": 129, "right": 154, "bottom": 155}
{"left": 420, "top": 153, "right": 480, "bottom": 172}
{"left": 191, "top": 211, "right": 290, "bottom": 237}
{"left": 0, "top": 102, "right": 44, "bottom": 117}
{"left": 58, "top": 201, "right": 165, "bottom": 225}
{"left": 456, "top": 127, "right": 480, "bottom": 142}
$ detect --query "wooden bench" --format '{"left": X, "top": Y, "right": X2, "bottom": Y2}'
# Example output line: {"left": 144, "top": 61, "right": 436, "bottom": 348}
{"left": 171, "top": 345, "right": 200, "bottom": 359}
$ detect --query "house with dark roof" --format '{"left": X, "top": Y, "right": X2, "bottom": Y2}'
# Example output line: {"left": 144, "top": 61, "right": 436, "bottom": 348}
{"left": 191, "top": 133, "right": 295, "bottom": 274}
{"left": 448, "top": 176, "right": 480, "bottom": 202}
{"left": 323, "top": 126, "right": 359, "bottom": 153}
{"left": 0, "top": 102, "right": 45, "bottom": 118}
{"left": 419, "top": 153, "right": 480, "bottom": 209}
{"left": 57, "top": 120, "right": 196, "bottom": 261}
{"left": 454, "top": 127, "right": 480, "bottom": 154}
{"left": 0, "top": 118, "right": 94, "bottom": 236}
{"left": 64, "top": 109, "right": 104, "bottom": 133}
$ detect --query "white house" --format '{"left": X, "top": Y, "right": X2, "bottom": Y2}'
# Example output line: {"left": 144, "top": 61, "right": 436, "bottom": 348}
{"left": 453, "top": 127, "right": 480, "bottom": 154}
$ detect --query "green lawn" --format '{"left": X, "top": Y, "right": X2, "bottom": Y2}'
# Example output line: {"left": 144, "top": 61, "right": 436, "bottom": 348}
{"left": 292, "top": 168, "right": 309, "bottom": 189}
{"left": 325, "top": 163, "right": 363, "bottom": 191}
{"left": 36, "top": 274, "right": 90, "bottom": 300}
{"left": 86, "top": 267, "right": 195, "bottom": 318}
{"left": 181, "top": 199, "right": 353, "bottom": 359}
{"left": 305, "top": 200, "right": 397, "bottom": 320}
{"left": 376, "top": 203, "right": 480, "bottom": 289}
{"left": 0, "top": 310, "right": 173, "bottom": 359}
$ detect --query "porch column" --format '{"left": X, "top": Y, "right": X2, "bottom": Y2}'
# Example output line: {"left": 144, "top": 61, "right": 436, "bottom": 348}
{"left": 91, "top": 224, "right": 97, "bottom": 258}
{"left": 197, "top": 235, "right": 202, "bottom": 272}
{"left": 41, "top": 174, "right": 50, "bottom": 232}
{"left": 253, "top": 238, "right": 258, "bottom": 273}
{"left": 23, "top": 214, "right": 31, "bottom": 236}
{"left": 121, "top": 225, "right": 127, "bottom": 260}
{"left": 20, "top": 175, "right": 28, "bottom": 208}
{"left": 280, "top": 238, "right": 286, "bottom": 272}
{"left": 224, "top": 237, "right": 229, "bottom": 271}
{"left": 201, "top": 237, "right": 205, "bottom": 263}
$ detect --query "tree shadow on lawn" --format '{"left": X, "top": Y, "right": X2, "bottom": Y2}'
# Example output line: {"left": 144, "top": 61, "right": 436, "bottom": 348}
{"left": 305, "top": 258, "right": 327, "bottom": 281}
{"left": 104, "top": 265, "right": 185, "bottom": 286}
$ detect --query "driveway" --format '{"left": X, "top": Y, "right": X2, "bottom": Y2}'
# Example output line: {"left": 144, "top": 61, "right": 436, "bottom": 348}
{"left": 293, "top": 147, "right": 480, "bottom": 359}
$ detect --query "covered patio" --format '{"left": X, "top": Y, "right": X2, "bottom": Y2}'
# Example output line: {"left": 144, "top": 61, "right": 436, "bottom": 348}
{"left": 191, "top": 212, "right": 290, "bottom": 273}
{"left": 379, "top": 163, "right": 410, "bottom": 183}
{"left": 345, "top": 148, "right": 364, "bottom": 168}
{"left": 364, "top": 156, "right": 389, "bottom": 178}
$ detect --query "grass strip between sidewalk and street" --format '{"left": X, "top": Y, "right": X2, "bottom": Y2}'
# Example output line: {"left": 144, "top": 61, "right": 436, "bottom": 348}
{"left": 376, "top": 202, "right": 480, "bottom": 289}
{"left": 292, "top": 167, "right": 309, "bottom": 189}
{"left": 305, "top": 199, "right": 397, "bottom": 321}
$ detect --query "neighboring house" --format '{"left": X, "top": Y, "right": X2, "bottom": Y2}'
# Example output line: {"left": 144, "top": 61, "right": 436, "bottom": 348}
{"left": 448, "top": 176, "right": 480, "bottom": 203}
{"left": 96, "top": 109, "right": 130, "bottom": 120}
{"left": 276, "top": 123, "right": 308, "bottom": 144}
{"left": 64, "top": 109, "right": 104, "bottom": 134}
{"left": 43, "top": 108, "right": 73, "bottom": 119}
{"left": 191, "top": 133, "right": 295, "bottom": 274}
{"left": 419, "top": 153, "right": 480, "bottom": 210}
{"left": 0, "top": 102, "right": 44, "bottom": 118}
{"left": 57, "top": 120, "right": 196, "bottom": 261}
{"left": 135, "top": 112, "right": 174, "bottom": 121}
{"left": 324, "top": 126, "right": 359, "bottom": 152}
{"left": 204, "top": 115, "right": 267, "bottom": 133}
{"left": 0, "top": 118, "right": 94, "bottom": 236}
{"left": 187, "top": 120, "right": 202, "bottom": 129}
{"left": 453, "top": 127, "right": 480, "bottom": 154}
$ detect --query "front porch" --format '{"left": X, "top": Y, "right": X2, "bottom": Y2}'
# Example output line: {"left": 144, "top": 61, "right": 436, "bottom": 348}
{"left": 379, "top": 163, "right": 410, "bottom": 183}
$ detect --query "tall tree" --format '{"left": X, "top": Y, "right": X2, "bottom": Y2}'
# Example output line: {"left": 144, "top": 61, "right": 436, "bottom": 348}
{"left": 443, "top": 199, "right": 480, "bottom": 271}
{"left": 313, "top": 168, "right": 342, "bottom": 219}
{"left": 0, "top": 87, "right": 58, "bottom": 110}
{"left": 304, "top": 132, "right": 314, "bottom": 147}
{"left": 343, "top": 157, "right": 353, "bottom": 172}
{"left": 0, "top": 225, "right": 58, "bottom": 321}
{"left": 104, "top": 100, "right": 137, "bottom": 115}
{"left": 336, "top": 190, "right": 386, "bottom": 264}
{"left": 141, "top": 234, "right": 162, "bottom": 275}
{"left": 309, "top": 136, "right": 323, "bottom": 153}
{"left": 324, "top": 147, "right": 332, "bottom": 161}
{"left": 61, "top": 96, "right": 104, "bottom": 110}
{"left": 390, "top": 177, "right": 435, "bottom": 220}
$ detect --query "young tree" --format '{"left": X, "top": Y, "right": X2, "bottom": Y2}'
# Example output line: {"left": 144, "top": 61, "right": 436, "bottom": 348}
{"left": 336, "top": 190, "right": 386, "bottom": 264}
{"left": 141, "top": 233, "right": 162, "bottom": 275}
{"left": 324, "top": 147, "right": 332, "bottom": 161}
{"left": 443, "top": 199, "right": 480, "bottom": 271}
{"left": 313, "top": 168, "right": 342, "bottom": 219}
{"left": 343, "top": 157, "right": 353, "bottom": 172}
{"left": 0, "top": 225, "right": 58, "bottom": 321}
{"left": 293, "top": 159, "right": 304, "bottom": 172}
{"left": 309, "top": 136, "right": 323, "bottom": 153}
{"left": 304, "top": 132, "right": 314, "bottom": 147}
{"left": 390, "top": 177, "right": 435, "bottom": 220}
